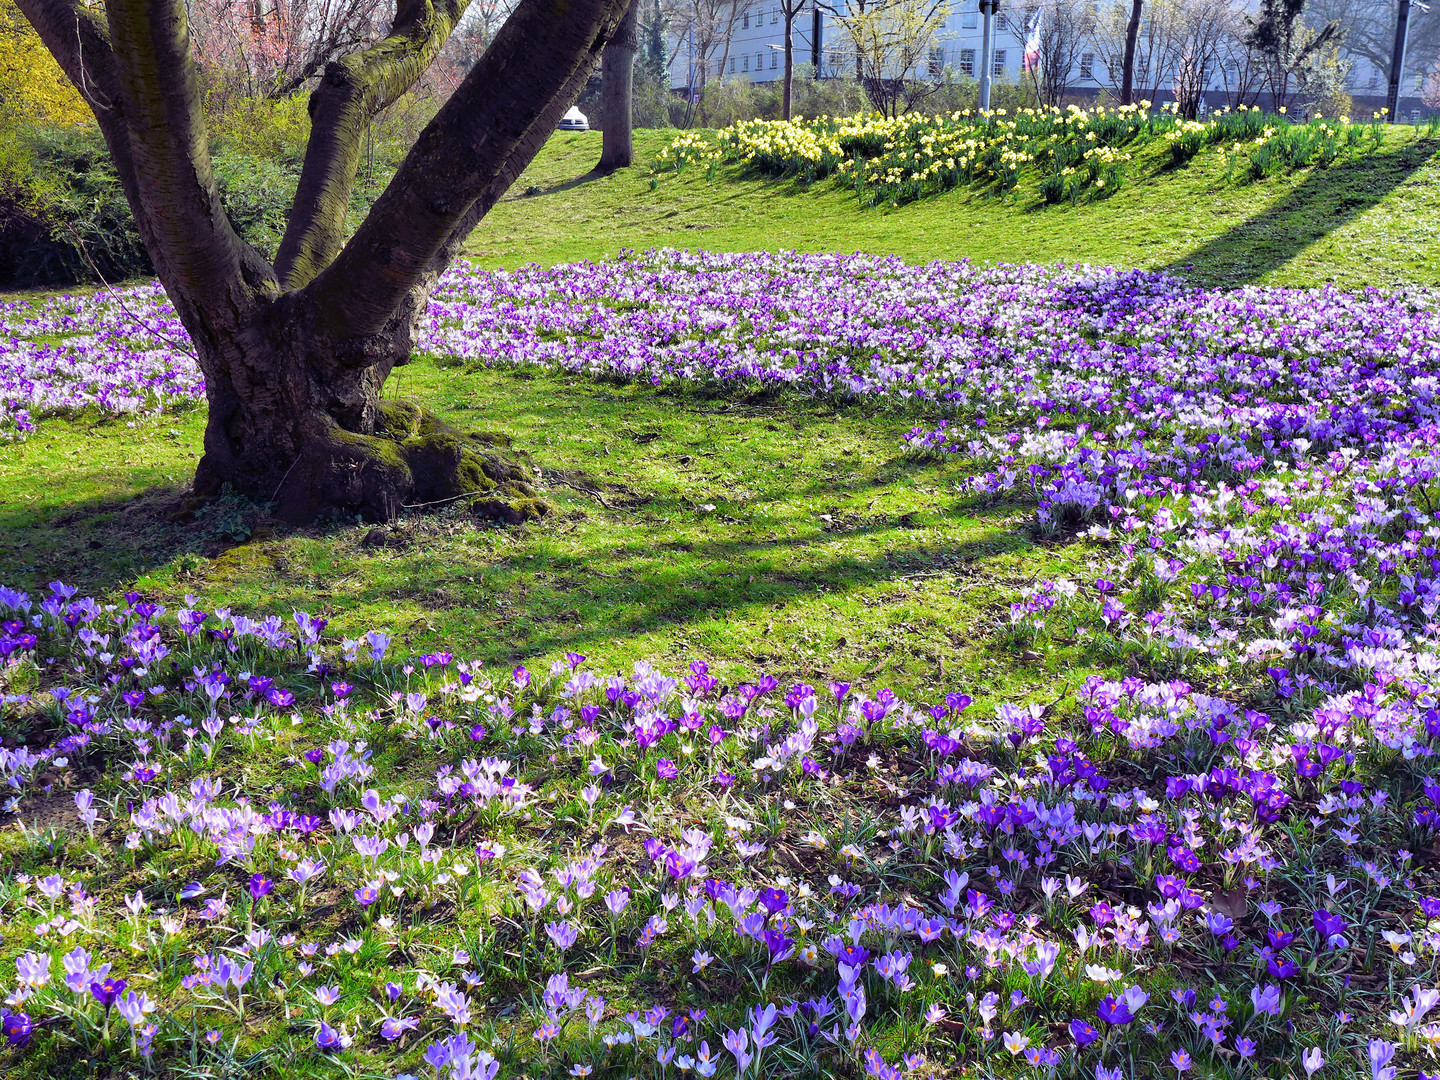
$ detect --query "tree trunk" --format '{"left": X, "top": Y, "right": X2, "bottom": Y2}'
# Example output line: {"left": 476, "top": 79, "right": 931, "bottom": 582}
{"left": 782, "top": 9, "right": 794, "bottom": 120}
{"left": 188, "top": 293, "right": 542, "bottom": 524}
{"left": 202, "top": 40, "right": 610, "bottom": 524}
{"left": 598, "top": 0, "right": 639, "bottom": 171}
{"left": 1120, "top": 0, "right": 1142, "bottom": 105}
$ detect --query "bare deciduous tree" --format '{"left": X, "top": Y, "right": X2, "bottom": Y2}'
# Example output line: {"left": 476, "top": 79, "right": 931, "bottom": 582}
{"left": 1242, "top": 0, "right": 1342, "bottom": 112}
{"left": 821, "top": 0, "right": 948, "bottom": 115}
{"left": 667, "top": 0, "right": 739, "bottom": 121}
{"left": 1120, "top": 0, "right": 1142, "bottom": 103}
{"left": 188, "top": 0, "right": 394, "bottom": 98}
{"left": 1026, "top": 0, "right": 1093, "bottom": 106}
{"left": 1306, "top": 0, "right": 1438, "bottom": 89}
{"left": 1091, "top": 0, "right": 1185, "bottom": 104}
{"left": 1215, "top": 2, "right": 1266, "bottom": 107}
{"left": 1171, "top": 0, "right": 1229, "bottom": 116}
{"left": 598, "top": 0, "right": 639, "bottom": 170}
{"left": 19, "top": 0, "right": 630, "bottom": 522}
{"left": 777, "top": 0, "right": 806, "bottom": 118}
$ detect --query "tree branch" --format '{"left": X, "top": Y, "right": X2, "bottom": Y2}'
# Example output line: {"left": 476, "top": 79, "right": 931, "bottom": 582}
{"left": 274, "top": 0, "right": 470, "bottom": 289}
{"left": 428, "top": 49, "right": 601, "bottom": 273}
{"left": 302, "top": 0, "right": 629, "bottom": 344}
{"left": 103, "top": 0, "right": 276, "bottom": 338}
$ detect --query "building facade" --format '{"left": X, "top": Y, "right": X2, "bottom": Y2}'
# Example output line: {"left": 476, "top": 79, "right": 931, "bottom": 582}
{"left": 666, "top": 2, "right": 1437, "bottom": 120}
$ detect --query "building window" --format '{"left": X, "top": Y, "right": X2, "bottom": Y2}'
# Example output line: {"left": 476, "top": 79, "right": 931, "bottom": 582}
{"left": 959, "top": 48, "right": 975, "bottom": 76}
{"left": 961, "top": 9, "right": 977, "bottom": 27}
{"left": 993, "top": 49, "right": 1006, "bottom": 77}
{"left": 928, "top": 46, "right": 944, "bottom": 79}
{"left": 729, "top": 56, "right": 737, "bottom": 73}
{"left": 996, "top": 13, "right": 1007, "bottom": 30}
{"left": 772, "top": 6, "right": 778, "bottom": 22}
{"left": 1369, "top": 68, "right": 1378, "bottom": 89}
{"left": 757, "top": 52, "right": 764, "bottom": 70}
{"left": 743, "top": 9, "right": 749, "bottom": 27}
{"left": 742, "top": 53, "right": 749, "bottom": 71}
{"left": 1080, "top": 52, "right": 1094, "bottom": 79}
{"left": 770, "top": 50, "right": 778, "bottom": 69}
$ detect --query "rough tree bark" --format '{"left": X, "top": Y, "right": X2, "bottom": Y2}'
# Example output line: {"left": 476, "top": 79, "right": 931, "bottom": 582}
{"left": 781, "top": 0, "right": 798, "bottom": 120}
{"left": 18, "top": 0, "right": 630, "bottom": 523}
{"left": 598, "top": 0, "right": 639, "bottom": 171}
{"left": 1120, "top": 0, "right": 1142, "bottom": 105}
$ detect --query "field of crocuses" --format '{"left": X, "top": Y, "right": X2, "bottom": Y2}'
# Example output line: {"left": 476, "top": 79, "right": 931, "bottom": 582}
{"left": 0, "top": 282, "right": 202, "bottom": 441}
{"left": 6, "top": 250, "right": 1440, "bottom": 1078}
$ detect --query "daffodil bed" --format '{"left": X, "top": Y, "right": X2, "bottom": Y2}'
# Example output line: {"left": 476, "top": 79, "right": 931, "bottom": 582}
{"left": 653, "top": 105, "right": 1414, "bottom": 208}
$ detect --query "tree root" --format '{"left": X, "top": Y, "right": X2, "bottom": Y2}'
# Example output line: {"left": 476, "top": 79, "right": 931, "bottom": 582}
{"left": 274, "top": 400, "right": 551, "bottom": 525}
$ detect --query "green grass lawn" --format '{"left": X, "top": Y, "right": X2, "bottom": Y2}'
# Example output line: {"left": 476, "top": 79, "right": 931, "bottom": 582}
{"left": 467, "top": 127, "right": 1440, "bottom": 290}
{"left": 0, "top": 365, "right": 1088, "bottom": 710}
{"left": 2, "top": 125, "right": 1438, "bottom": 700}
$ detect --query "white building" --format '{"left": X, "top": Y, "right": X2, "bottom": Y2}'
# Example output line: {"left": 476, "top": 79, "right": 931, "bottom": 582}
{"left": 666, "top": 2, "right": 1436, "bottom": 120}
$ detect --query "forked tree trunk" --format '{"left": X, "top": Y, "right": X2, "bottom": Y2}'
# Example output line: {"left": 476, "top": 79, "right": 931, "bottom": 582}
{"left": 598, "top": 0, "right": 639, "bottom": 171}
{"left": 19, "top": 0, "right": 630, "bottom": 523}
{"left": 188, "top": 287, "right": 544, "bottom": 523}
{"left": 196, "top": 53, "right": 607, "bottom": 523}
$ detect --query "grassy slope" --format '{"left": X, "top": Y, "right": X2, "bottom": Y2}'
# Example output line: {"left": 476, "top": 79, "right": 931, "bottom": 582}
{"left": 1, "top": 127, "right": 1438, "bottom": 708}
{"left": 467, "top": 127, "right": 1440, "bottom": 290}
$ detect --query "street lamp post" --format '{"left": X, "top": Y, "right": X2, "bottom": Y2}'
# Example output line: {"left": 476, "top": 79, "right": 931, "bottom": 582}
{"left": 1387, "top": 0, "right": 1413, "bottom": 123}
{"left": 1387, "top": 0, "right": 1433, "bottom": 123}
{"left": 979, "top": 0, "right": 999, "bottom": 111}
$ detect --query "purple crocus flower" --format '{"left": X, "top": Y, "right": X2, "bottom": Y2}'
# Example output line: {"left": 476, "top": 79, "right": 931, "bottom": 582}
{"left": 1097, "top": 996, "right": 1134, "bottom": 1026}
{"left": 758, "top": 887, "right": 789, "bottom": 915}
{"left": 90, "top": 977, "right": 127, "bottom": 1008}
{"left": 248, "top": 874, "right": 274, "bottom": 902}
{"left": 2, "top": 1011, "right": 34, "bottom": 1047}
{"left": 1313, "top": 909, "right": 1347, "bottom": 950}
{"left": 315, "top": 1022, "right": 349, "bottom": 1051}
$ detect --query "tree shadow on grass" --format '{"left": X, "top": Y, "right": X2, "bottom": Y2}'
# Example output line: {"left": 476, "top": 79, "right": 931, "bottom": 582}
{"left": 1163, "top": 140, "right": 1439, "bottom": 288}
{"left": 518, "top": 169, "right": 610, "bottom": 199}
{"left": 0, "top": 363, "right": 1044, "bottom": 677}
{"left": 313, "top": 512, "right": 1034, "bottom": 665}
{"left": 0, "top": 483, "right": 267, "bottom": 597}
{"left": 0, "top": 456, "right": 1037, "bottom": 670}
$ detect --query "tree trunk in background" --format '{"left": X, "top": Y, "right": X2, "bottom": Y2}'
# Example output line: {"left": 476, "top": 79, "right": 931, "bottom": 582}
{"left": 599, "top": 0, "right": 640, "bottom": 171}
{"left": 1120, "top": 0, "right": 1142, "bottom": 105}
{"left": 782, "top": 9, "right": 795, "bottom": 119}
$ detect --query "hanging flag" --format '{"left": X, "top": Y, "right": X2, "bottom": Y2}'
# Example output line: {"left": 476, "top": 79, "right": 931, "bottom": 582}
{"left": 1022, "top": 9, "right": 1043, "bottom": 73}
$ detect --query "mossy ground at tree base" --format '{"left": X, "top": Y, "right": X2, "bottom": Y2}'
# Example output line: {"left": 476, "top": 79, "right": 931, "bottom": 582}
{"left": 266, "top": 399, "right": 550, "bottom": 525}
